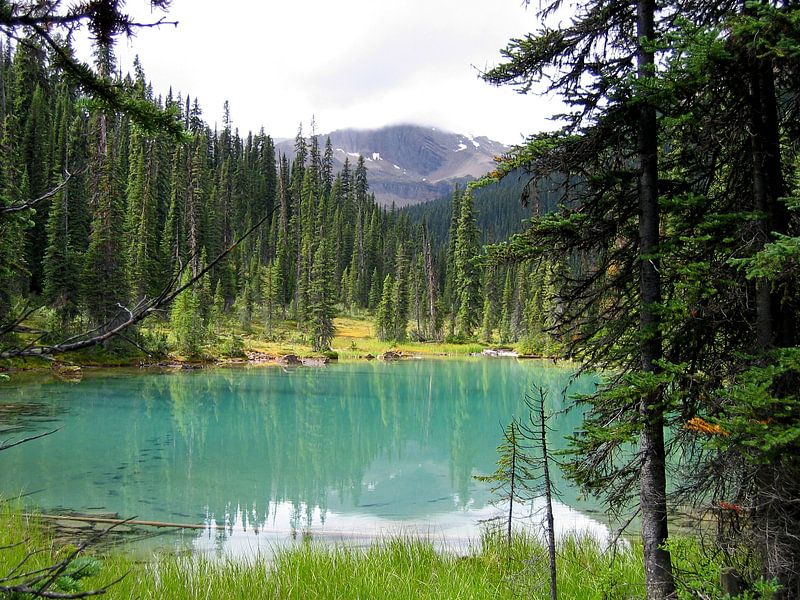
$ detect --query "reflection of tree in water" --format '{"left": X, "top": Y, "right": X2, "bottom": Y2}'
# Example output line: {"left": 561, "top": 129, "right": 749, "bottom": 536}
{"left": 0, "top": 361, "right": 596, "bottom": 533}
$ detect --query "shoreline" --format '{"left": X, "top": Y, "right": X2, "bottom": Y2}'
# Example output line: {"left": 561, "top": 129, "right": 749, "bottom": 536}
{"left": 2, "top": 345, "right": 565, "bottom": 380}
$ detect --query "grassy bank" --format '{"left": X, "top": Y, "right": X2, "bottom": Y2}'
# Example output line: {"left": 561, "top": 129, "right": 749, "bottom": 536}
{"left": 0, "top": 503, "right": 646, "bottom": 600}
{"left": 3, "top": 313, "right": 498, "bottom": 372}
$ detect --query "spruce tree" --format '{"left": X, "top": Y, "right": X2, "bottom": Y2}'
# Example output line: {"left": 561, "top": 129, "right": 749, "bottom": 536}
{"left": 42, "top": 103, "right": 85, "bottom": 330}
{"left": 124, "top": 125, "right": 160, "bottom": 301}
{"left": 170, "top": 269, "right": 205, "bottom": 357}
{"left": 374, "top": 274, "right": 394, "bottom": 341}
{"left": 82, "top": 48, "right": 127, "bottom": 327}
{"left": 454, "top": 189, "right": 481, "bottom": 338}
{"left": 308, "top": 238, "right": 335, "bottom": 352}
{"left": 261, "top": 261, "right": 282, "bottom": 339}
{"left": 367, "top": 267, "right": 381, "bottom": 310}
{"left": 498, "top": 270, "right": 513, "bottom": 344}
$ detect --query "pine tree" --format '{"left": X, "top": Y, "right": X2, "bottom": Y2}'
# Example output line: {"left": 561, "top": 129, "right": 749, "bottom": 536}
{"left": 160, "top": 144, "right": 185, "bottom": 285}
{"left": 480, "top": 296, "right": 493, "bottom": 343}
{"left": 170, "top": 268, "right": 205, "bottom": 357}
{"left": 261, "top": 260, "right": 282, "bottom": 339}
{"left": 0, "top": 103, "right": 27, "bottom": 321}
{"left": 367, "top": 267, "right": 381, "bottom": 310}
{"left": 82, "top": 48, "right": 127, "bottom": 327}
{"left": 42, "top": 96, "right": 84, "bottom": 330}
{"left": 308, "top": 238, "right": 335, "bottom": 352}
{"left": 374, "top": 274, "right": 394, "bottom": 341}
{"left": 208, "top": 280, "right": 225, "bottom": 336}
{"left": 442, "top": 186, "right": 463, "bottom": 335}
{"left": 498, "top": 270, "right": 513, "bottom": 344}
{"left": 454, "top": 189, "right": 481, "bottom": 338}
{"left": 391, "top": 244, "right": 409, "bottom": 341}
{"left": 124, "top": 124, "right": 160, "bottom": 301}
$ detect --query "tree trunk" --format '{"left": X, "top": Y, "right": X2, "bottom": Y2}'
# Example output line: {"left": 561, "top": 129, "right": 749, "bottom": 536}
{"left": 747, "top": 44, "right": 792, "bottom": 349}
{"left": 507, "top": 425, "right": 516, "bottom": 549}
{"left": 637, "top": 1, "right": 676, "bottom": 598}
{"left": 538, "top": 391, "right": 558, "bottom": 600}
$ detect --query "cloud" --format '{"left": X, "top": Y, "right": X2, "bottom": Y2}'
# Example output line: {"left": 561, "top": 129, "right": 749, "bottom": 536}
{"left": 112, "top": 0, "right": 564, "bottom": 143}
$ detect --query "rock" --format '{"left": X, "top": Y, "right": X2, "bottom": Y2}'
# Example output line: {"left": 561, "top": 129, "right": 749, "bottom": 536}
{"left": 379, "top": 351, "right": 402, "bottom": 361}
{"left": 245, "top": 351, "right": 274, "bottom": 363}
{"left": 364, "top": 353, "right": 376, "bottom": 360}
{"left": 51, "top": 363, "right": 82, "bottom": 381}
{"left": 301, "top": 357, "right": 329, "bottom": 367}
{"left": 277, "top": 354, "right": 302, "bottom": 366}
{"left": 481, "top": 348, "right": 519, "bottom": 358}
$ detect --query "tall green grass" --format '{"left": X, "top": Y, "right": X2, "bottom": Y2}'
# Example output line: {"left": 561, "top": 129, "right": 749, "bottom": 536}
{"left": 0, "top": 504, "right": 650, "bottom": 600}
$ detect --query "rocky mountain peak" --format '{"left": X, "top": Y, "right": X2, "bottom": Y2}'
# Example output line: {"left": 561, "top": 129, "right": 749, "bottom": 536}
{"left": 276, "top": 124, "right": 508, "bottom": 207}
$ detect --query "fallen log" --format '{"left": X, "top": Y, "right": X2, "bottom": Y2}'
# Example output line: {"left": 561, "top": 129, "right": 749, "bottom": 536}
{"left": 28, "top": 513, "right": 224, "bottom": 530}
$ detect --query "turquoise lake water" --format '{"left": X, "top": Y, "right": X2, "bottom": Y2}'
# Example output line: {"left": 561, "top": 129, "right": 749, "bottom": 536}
{"left": 0, "top": 359, "right": 608, "bottom": 556}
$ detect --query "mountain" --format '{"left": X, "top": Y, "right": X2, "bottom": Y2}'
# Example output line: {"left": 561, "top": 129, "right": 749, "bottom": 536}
{"left": 275, "top": 124, "right": 508, "bottom": 207}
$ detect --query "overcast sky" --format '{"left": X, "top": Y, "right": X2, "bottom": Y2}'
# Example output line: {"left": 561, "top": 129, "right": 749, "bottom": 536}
{"left": 112, "top": 0, "right": 564, "bottom": 144}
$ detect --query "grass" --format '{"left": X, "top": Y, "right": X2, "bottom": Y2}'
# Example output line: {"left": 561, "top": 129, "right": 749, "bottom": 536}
{"left": 0, "top": 502, "right": 649, "bottom": 600}
{"left": 331, "top": 315, "right": 484, "bottom": 359}
{"left": 2, "top": 309, "right": 541, "bottom": 375}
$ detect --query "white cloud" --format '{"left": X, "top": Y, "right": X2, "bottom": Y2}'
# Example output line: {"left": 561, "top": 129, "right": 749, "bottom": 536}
{"left": 111, "top": 0, "right": 565, "bottom": 143}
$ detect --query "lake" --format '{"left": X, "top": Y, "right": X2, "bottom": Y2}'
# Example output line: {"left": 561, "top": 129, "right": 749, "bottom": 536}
{"left": 0, "top": 358, "right": 608, "bottom": 557}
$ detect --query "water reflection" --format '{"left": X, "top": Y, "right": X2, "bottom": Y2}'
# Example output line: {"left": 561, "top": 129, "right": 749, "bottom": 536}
{"left": 0, "top": 359, "right": 606, "bottom": 554}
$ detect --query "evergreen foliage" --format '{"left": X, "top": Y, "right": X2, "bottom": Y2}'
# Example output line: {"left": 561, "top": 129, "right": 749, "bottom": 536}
{"left": 485, "top": 0, "right": 800, "bottom": 596}
{"left": 169, "top": 269, "right": 205, "bottom": 357}
{"left": 375, "top": 274, "right": 395, "bottom": 341}
{"left": 308, "top": 239, "right": 335, "bottom": 351}
{"left": 0, "top": 23, "right": 557, "bottom": 361}
{"left": 454, "top": 189, "right": 481, "bottom": 338}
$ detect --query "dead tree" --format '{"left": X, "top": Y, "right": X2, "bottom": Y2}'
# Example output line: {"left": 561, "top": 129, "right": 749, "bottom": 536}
{"left": 476, "top": 384, "right": 560, "bottom": 600}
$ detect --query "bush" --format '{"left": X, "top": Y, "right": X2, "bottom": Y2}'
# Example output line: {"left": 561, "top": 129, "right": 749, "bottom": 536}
{"left": 139, "top": 328, "right": 169, "bottom": 357}
{"left": 218, "top": 335, "right": 245, "bottom": 358}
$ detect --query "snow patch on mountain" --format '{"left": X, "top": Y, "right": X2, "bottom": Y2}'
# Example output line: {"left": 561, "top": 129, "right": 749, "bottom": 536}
{"left": 276, "top": 124, "right": 508, "bottom": 207}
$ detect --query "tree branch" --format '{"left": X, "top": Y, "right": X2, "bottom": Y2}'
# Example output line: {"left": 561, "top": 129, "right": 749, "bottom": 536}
{"left": 0, "top": 429, "right": 60, "bottom": 452}
{"left": 0, "top": 204, "right": 277, "bottom": 359}
{"left": 1, "top": 169, "right": 85, "bottom": 215}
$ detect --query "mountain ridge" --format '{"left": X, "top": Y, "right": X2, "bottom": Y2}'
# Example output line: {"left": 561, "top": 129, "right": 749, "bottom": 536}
{"left": 275, "top": 124, "right": 507, "bottom": 207}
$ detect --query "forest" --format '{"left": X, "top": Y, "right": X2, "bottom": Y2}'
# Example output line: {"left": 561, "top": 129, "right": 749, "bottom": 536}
{"left": 1, "top": 1, "right": 800, "bottom": 599}
{"left": 0, "top": 37, "right": 556, "bottom": 359}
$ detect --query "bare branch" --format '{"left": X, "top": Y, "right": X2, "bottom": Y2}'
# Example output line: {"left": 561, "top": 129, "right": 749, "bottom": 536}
{"left": 0, "top": 204, "right": 277, "bottom": 359}
{"left": 0, "top": 429, "right": 60, "bottom": 452}
{"left": 0, "top": 169, "right": 85, "bottom": 215}
{"left": 0, "top": 302, "right": 41, "bottom": 337}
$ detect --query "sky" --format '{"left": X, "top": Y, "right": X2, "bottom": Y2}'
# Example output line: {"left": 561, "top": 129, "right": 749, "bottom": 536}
{"left": 111, "top": 0, "right": 564, "bottom": 145}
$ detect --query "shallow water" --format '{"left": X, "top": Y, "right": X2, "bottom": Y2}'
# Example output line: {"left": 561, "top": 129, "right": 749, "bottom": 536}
{"left": 0, "top": 358, "right": 607, "bottom": 557}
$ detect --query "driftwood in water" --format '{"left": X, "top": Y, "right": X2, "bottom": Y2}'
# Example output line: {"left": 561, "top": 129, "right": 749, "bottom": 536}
{"left": 29, "top": 513, "right": 224, "bottom": 530}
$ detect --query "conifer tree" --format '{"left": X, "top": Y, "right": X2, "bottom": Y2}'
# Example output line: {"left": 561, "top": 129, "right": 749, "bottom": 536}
{"left": 82, "top": 47, "right": 127, "bottom": 327}
{"left": 454, "top": 189, "right": 481, "bottom": 338}
{"left": 42, "top": 103, "right": 86, "bottom": 330}
{"left": 391, "top": 244, "right": 409, "bottom": 341}
{"left": 499, "top": 270, "right": 513, "bottom": 343}
{"left": 170, "top": 269, "right": 205, "bottom": 357}
{"left": 160, "top": 144, "right": 185, "bottom": 284}
{"left": 124, "top": 125, "right": 161, "bottom": 301}
{"left": 375, "top": 274, "right": 394, "bottom": 341}
{"left": 480, "top": 296, "right": 493, "bottom": 343}
{"left": 0, "top": 102, "right": 27, "bottom": 321}
{"left": 368, "top": 267, "right": 381, "bottom": 310}
{"left": 261, "top": 260, "right": 282, "bottom": 338}
{"left": 443, "top": 185, "right": 463, "bottom": 334}
{"left": 322, "top": 136, "right": 334, "bottom": 197}
{"left": 208, "top": 280, "right": 225, "bottom": 336}
{"left": 308, "top": 238, "right": 335, "bottom": 351}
